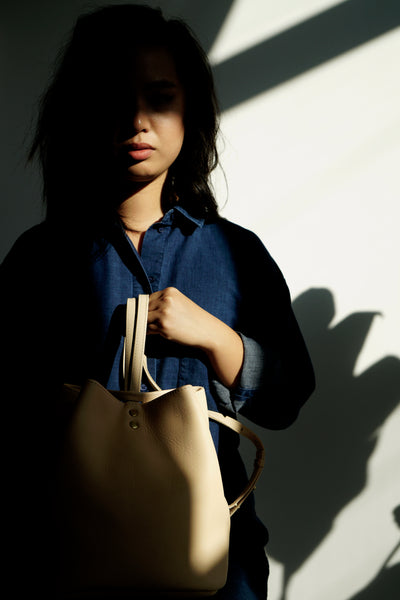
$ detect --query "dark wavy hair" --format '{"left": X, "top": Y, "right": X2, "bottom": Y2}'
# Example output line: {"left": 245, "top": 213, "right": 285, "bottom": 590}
{"left": 29, "top": 3, "right": 220, "bottom": 236}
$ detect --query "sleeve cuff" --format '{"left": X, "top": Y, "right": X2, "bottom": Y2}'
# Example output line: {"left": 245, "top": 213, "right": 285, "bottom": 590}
{"left": 211, "top": 332, "right": 266, "bottom": 415}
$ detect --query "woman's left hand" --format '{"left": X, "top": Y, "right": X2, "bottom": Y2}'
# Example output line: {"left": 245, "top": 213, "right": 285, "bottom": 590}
{"left": 147, "top": 287, "right": 244, "bottom": 388}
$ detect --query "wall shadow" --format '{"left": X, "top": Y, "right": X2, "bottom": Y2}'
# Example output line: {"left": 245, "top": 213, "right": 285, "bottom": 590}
{"left": 212, "top": 0, "right": 400, "bottom": 111}
{"left": 240, "top": 288, "right": 400, "bottom": 600}
{"left": 347, "top": 504, "right": 400, "bottom": 600}
{"left": 169, "top": 0, "right": 234, "bottom": 53}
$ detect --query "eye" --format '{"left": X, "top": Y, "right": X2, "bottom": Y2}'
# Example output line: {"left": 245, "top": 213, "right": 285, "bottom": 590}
{"left": 147, "top": 92, "right": 175, "bottom": 109}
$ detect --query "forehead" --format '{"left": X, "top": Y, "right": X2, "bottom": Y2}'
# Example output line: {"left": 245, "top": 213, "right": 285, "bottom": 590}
{"left": 132, "top": 46, "right": 180, "bottom": 86}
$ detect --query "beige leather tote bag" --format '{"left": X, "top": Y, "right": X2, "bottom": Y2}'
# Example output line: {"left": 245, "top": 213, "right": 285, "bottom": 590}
{"left": 55, "top": 294, "right": 265, "bottom": 598}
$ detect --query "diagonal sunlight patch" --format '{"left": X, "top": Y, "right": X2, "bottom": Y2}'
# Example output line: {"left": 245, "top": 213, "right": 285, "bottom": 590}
{"left": 209, "top": 0, "right": 349, "bottom": 65}
{"left": 211, "top": 0, "right": 400, "bottom": 111}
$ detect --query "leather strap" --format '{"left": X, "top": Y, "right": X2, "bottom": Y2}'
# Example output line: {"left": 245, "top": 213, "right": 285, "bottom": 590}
{"left": 125, "top": 296, "right": 161, "bottom": 392}
{"left": 125, "top": 294, "right": 265, "bottom": 515}
{"left": 124, "top": 297, "right": 136, "bottom": 391}
{"left": 208, "top": 411, "right": 265, "bottom": 515}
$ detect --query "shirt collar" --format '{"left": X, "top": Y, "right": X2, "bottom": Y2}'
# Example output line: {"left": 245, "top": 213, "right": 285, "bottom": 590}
{"left": 164, "top": 205, "right": 205, "bottom": 228}
{"left": 109, "top": 205, "right": 204, "bottom": 244}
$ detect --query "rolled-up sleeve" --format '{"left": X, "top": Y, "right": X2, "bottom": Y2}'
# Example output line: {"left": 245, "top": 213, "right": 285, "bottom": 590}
{"left": 213, "top": 319, "right": 314, "bottom": 430}
{"left": 211, "top": 225, "right": 315, "bottom": 430}
{"left": 210, "top": 333, "right": 265, "bottom": 416}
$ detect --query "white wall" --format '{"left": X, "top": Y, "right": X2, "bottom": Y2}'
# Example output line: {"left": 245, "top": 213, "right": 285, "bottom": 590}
{"left": 210, "top": 2, "right": 400, "bottom": 599}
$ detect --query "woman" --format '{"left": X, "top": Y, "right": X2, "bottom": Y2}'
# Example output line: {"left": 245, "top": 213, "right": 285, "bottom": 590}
{"left": 1, "top": 4, "right": 315, "bottom": 599}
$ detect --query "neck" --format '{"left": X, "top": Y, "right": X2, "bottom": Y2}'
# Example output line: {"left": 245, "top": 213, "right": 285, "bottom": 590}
{"left": 118, "top": 174, "right": 166, "bottom": 234}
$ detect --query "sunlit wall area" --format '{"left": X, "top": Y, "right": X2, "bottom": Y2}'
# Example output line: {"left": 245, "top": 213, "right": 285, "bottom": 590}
{"left": 1, "top": 1, "right": 399, "bottom": 600}
{"left": 209, "top": 2, "right": 400, "bottom": 600}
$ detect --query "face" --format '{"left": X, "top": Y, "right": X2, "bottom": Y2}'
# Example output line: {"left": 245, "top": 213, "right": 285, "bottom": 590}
{"left": 113, "top": 46, "right": 185, "bottom": 186}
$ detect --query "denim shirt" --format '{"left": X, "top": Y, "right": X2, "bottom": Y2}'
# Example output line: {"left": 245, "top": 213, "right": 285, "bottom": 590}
{"left": 1, "top": 205, "right": 314, "bottom": 554}
{"left": 84, "top": 206, "right": 314, "bottom": 448}
{"left": 1, "top": 206, "right": 314, "bottom": 438}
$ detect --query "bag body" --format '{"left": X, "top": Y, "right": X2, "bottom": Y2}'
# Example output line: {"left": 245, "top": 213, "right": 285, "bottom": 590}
{"left": 54, "top": 295, "right": 264, "bottom": 598}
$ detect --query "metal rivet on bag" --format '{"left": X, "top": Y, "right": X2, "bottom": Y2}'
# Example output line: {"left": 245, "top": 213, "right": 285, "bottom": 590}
{"left": 129, "top": 409, "right": 138, "bottom": 417}
{"left": 129, "top": 421, "right": 139, "bottom": 430}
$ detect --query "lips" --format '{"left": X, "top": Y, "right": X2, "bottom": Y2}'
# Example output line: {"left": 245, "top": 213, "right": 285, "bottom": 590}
{"left": 127, "top": 142, "right": 154, "bottom": 161}
{"left": 128, "top": 143, "right": 154, "bottom": 150}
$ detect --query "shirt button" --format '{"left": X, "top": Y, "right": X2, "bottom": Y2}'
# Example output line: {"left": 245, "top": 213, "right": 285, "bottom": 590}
{"left": 140, "top": 384, "right": 147, "bottom": 391}
{"left": 148, "top": 276, "right": 154, "bottom": 283}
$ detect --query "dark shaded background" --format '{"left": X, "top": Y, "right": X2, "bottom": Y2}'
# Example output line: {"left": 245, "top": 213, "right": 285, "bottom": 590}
{"left": 1, "top": 1, "right": 399, "bottom": 598}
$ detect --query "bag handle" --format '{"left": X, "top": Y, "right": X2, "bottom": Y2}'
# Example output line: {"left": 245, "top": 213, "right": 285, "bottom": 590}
{"left": 208, "top": 411, "right": 265, "bottom": 515}
{"left": 124, "top": 295, "right": 265, "bottom": 516}
{"left": 124, "top": 295, "right": 161, "bottom": 392}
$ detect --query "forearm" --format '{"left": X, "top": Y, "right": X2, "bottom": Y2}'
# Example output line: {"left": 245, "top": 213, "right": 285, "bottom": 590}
{"left": 201, "top": 317, "right": 244, "bottom": 389}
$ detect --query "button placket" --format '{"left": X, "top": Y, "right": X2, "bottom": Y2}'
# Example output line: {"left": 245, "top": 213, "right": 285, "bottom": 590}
{"left": 139, "top": 223, "right": 169, "bottom": 293}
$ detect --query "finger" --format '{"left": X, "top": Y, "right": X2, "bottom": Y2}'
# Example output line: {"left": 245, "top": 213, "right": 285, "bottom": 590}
{"left": 147, "top": 306, "right": 163, "bottom": 325}
{"left": 147, "top": 320, "right": 171, "bottom": 340}
{"left": 148, "top": 298, "right": 174, "bottom": 324}
{"left": 148, "top": 290, "right": 163, "bottom": 310}
{"left": 146, "top": 322, "right": 161, "bottom": 335}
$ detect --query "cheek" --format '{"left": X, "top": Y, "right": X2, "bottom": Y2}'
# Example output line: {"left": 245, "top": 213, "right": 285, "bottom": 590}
{"left": 159, "top": 115, "right": 185, "bottom": 155}
{"left": 159, "top": 111, "right": 184, "bottom": 134}
{"left": 172, "top": 121, "right": 185, "bottom": 151}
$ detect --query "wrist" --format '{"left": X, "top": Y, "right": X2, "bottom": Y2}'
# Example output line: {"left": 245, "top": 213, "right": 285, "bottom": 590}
{"left": 201, "top": 318, "right": 244, "bottom": 389}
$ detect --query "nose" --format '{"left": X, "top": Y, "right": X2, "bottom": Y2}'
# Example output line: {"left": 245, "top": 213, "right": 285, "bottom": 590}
{"left": 132, "top": 99, "right": 150, "bottom": 133}
{"left": 114, "top": 95, "right": 150, "bottom": 142}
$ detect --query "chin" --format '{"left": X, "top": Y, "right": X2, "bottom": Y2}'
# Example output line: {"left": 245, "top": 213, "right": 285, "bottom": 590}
{"left": 126, "top": 166, "right": 167, "bottom": 184}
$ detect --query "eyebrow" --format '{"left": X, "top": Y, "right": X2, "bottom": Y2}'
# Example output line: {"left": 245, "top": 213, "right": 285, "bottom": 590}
{"left": 144, "top": 79, "right": 178, "bottom": 90}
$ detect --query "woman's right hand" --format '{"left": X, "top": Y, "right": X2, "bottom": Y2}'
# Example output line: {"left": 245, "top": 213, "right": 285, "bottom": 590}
{"left": 147, "top": 287, "right": 244, "bottom": 388}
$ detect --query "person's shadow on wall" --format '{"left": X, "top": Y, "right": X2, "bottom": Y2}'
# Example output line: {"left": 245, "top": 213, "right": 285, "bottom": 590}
{"left": 347, "top": 504, "right": 400, "bottom": 600}
{"left": 240, "top": 288, "right": 400, "bottom": 600}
